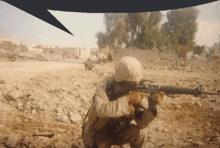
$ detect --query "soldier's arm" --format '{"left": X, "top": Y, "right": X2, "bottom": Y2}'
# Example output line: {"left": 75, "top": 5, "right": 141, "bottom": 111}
{"left": 135, "top": 92, "right": 164, "bottom": 128}
{"left": 94, "top": 83, "right": 133, "bottom": 118}
{"left": 135, "top": 107, "right": 156, "bottom": 128}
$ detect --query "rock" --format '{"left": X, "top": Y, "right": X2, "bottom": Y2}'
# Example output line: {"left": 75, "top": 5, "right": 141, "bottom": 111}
{"left": 70, "top": 112, "right": 82, "bottom": 123}
{"left": 17, "top": 102, "right": 23, "bottom": 110}
{"left": 56, "top": 115, "right": 68, "bottom": 122}
{"left": 205, "top": 137, "right": 210, "bottom": 142}
{"left": 22, "top": 136, "right": 30, "bottom": 146}
{"left": 73, "top": 82, "right": 80, "bottom": 87}
{"left": 6, "top": 135, "right": 17, "bottom": 147}
{"left": 66, "top": 97, "right": 71, "bottom": 101}
{"left": 10, "top": 90, "right": 23, "bottom": 99}
{"left": 192, "top": 142, "right": 203, "bottom": 146}
{"left": 0, "top": 144, "right": 6, "bottom": 148}
{"left": 162, "top": 128, "right": 168, "bottom": 133}
{"left": 80, "top": 95, "right": 89, "bottom": 103}
{"left": 24, "top": 102, "right": 31, "bottom": 111}
{"left": 57, "top": 128, "right": 66, "bottom": 133}
{"left": 31, "top": 109, "right": 36, "bottom": 114}
{"left": 206, "top": 122, "right": 211, "bottom": 126}
{"left": 3, "top": 94, "right": 15, "bottom": 102}
{"left": 176, "top": 105, "right": 181, "bottom": 108}
{"left": 80, "top": 109, "right": 88, "bottom": 115}
{"left": 150, "top": 137, "right": 157, "bottom": 143}
{"left": 155, "top": 126, "right": 162, "bottom": 132}
{"left": 0, "top": 79, "right": 6, "bottom": 84}
{"left": 156, "top": 142, "right": 164, "bottom": 147}
{"left": 190, "top": 96, "right": 196, "bottom": 101}
{"left": 172, "top": 138, "right": 183, "bottom": 146}
{"left": 5, "top": 90, "right": 23, "bottom": 101}
{"left": 71, "top": 142, "right": 80, "bottom": 148}
{"left": 196, "top": 101, "right": 202, "bottom": 106}
{"left": 8, "top": 101, "right": 14, "bottom": 105}
{"left": 54, "top": 108, "right": 62, "bottom": 114}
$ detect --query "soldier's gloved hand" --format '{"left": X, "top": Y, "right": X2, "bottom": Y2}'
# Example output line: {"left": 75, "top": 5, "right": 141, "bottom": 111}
{"left": 129, "top": 104, "right": 135, "bottom": 115}
{"left": 126, "top": 91, "right": 150, "bottom": 105}
{"left": 152, "top": 91, "right": 165, "bottom": 105}
{"left": 148, "top": 91, "right": 165, "bottom": 117}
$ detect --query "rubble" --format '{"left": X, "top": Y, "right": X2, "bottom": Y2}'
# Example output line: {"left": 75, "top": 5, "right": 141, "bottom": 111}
{"left": 0, "top": 144, "right": 6, "bottom": 148}
{"left": 0, "top": 79, "right": 6, "bottom": 84}
{"left": 31, "top": 109, "right": 36, "bottom": 114}
{"left": 0, "top": 49, "right": 219, "bottom": 148}
{"left": 192, "top": 142, "right": 204, "bottom": 146}
{"left": 70, "top": 112, "right": 82, "bottom": 123}
{"left": 56, "top": 115, "right": 68, "bottom": 122}
{"left": 6, "top": 135, "right": 17, "bottom": 148}
{"left": 17, "top": 101, "right": 23, "bottom": 110}
{"left": 6, "top": 90, "right": 23, "bottom": 101}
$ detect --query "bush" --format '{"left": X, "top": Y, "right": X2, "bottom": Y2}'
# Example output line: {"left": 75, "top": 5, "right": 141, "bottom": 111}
{"left": 193, "top": 45, "right": 204, "bottom": 55}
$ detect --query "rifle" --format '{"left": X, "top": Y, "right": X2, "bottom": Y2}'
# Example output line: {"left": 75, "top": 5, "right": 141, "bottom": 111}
{"left": 113, "top": 80, "right": 219, "bottom": 117}
{"left": 114, "top": 79, "right": 220, "bottom": 97}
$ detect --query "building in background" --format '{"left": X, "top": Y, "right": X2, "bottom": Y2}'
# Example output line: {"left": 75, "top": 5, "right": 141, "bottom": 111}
{"left": 90, "top": 48, "right": 99, "bottom": 57}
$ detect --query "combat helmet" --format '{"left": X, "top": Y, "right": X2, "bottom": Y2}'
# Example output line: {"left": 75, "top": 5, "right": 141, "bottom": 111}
{"left": 115, "top": 56, "right": 143, "bottom": 84}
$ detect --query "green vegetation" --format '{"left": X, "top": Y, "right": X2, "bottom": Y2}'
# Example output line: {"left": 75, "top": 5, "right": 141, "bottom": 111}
{"left": 193, "top": 45, "right": 205, "bottom": 55}
{"left": 96, "top": 7, "right": 199, "bottom": 54}
{"left": 161, "top": 7, "right": 199, "bottom": 49}
{"left": 209, "top": 42, "right": 220, "bottom": 53}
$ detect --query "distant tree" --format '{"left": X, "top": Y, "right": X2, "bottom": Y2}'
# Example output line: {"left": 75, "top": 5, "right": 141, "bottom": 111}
{"left": 209, "top": 42, "right": 220, "bottom": 53}
{"left": 96, "top": 12, "right": 163, "bottom": 50}
{"left": 103, "top": 13, "right": 127, "bottom": 49}
{"left": 126, "top": 12, "right": 162, "bottom": 50}
{"left": 160, "top": 28, "right": 172, "bottom": 50}
{"left": 95, "top": 31, "right": 109, "bottom": 50}
{"left": 161, "top": 7, "right": 199, "bottom": 49}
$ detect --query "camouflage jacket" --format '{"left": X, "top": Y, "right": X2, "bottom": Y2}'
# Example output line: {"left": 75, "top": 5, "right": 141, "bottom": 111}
{"left": 82, "top": 76, "right": 155, "bottom": 147}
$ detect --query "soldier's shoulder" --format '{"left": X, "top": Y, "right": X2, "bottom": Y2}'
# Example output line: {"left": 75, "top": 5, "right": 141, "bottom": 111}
{"left": 106, "top": 76, "right": 115, "bottom": 85}
{"left": 96, "top": 75, "right": 115, "bottom": 90}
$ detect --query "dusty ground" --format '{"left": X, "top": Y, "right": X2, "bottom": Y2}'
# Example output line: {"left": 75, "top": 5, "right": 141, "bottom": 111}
{"left": 0, "top": 52, "right": 220, "bottom": 148}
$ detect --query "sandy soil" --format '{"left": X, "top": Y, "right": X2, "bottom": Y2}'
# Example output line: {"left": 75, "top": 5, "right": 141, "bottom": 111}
{"left": 0, "top": 54, "right": 219, "bottom": 148}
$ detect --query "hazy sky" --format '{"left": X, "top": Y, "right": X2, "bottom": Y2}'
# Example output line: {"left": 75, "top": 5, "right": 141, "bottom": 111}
{"left": 0, "top": 1, "right": 220, "bottom": 48}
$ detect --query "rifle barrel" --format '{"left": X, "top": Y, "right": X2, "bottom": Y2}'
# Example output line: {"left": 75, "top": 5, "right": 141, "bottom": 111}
{"left": 136, "top": 85, "right": 219, "bottom": 96}
{"left": 201, "top": 91, "right": 219, "bottom": 95}
{"left": 160, "top": 86, "right": 197, "bottom": 95}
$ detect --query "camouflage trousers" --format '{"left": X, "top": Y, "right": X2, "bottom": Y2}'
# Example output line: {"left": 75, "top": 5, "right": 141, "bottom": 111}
{"left": 82, "top": 124, "right": 148, "bottom": 148}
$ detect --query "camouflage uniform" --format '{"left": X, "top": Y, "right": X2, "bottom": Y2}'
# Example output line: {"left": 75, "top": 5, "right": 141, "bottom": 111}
{"left": 107, "top": 53, "right": 113, "bottom": 62}
{"left": 63, "top": 52, "right": 66, "bottom": 60}
{"left": 85, "top": 58, "right": 94, "bottom": 71}
{"left": 82, "top": 56, "right": 157, "bottom": 148}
